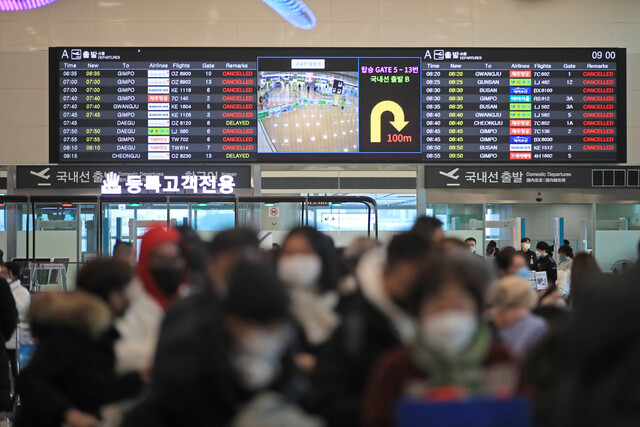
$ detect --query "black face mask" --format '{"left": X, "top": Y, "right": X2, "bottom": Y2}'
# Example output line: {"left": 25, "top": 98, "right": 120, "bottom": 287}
{"left": 150, "top": 266, "right": 183, "bottom": 295}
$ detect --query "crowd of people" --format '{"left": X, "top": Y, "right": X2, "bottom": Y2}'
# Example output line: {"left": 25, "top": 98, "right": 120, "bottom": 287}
{"left": 0, "top": 217, "right": 638, "bottom": 427}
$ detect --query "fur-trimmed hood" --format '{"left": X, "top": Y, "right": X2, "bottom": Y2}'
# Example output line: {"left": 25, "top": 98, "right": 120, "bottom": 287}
{"left": 28, "top": 291, "right": 113, "bottom": 339}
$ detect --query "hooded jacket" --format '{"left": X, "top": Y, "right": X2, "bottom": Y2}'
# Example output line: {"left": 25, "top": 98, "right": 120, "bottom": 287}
{"left": 136, "top": 226, "right": 186, "bottom": 310}
{"left": 116, "top": 226, "right": 187, "bottom": 373}
{"left": 16, "top": 292, "right": 142, "bottom": 427}
{"left": 123, "top": 291, "right": 302, "bottom": 427}
{"left": 305, "top": 248, "right": 415, "bottom": 427}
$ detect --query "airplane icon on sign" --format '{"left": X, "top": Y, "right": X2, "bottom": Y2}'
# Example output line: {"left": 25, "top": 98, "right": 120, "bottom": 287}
{"left": 439, "top": 168, "right": 461, "bottom": 187}
{"left": 30, "top": 167, "right": 52, "bottom": 186}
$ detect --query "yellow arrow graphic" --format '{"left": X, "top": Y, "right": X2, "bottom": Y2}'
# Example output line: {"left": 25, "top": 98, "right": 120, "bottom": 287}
{"left": 370, "top": 100, "right": 409, "bottom": 143}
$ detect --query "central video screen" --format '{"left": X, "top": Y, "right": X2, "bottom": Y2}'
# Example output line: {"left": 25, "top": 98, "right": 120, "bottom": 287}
{"left": 257, "top": 66, "right": 359, "bottom": 154}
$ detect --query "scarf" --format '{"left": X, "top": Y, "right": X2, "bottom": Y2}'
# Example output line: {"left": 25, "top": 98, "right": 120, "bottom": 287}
{"left": 409, "top": 323, "right": 492, "bottom": 392}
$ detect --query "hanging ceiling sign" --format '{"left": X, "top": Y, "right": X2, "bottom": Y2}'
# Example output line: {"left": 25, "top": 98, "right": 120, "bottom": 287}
{"left": 16, "top": 165, "right": 251, "bottom": 195}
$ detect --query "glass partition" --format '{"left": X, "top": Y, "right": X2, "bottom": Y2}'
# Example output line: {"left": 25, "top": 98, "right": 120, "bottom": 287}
{"left": 427, "top": 203, "right": 484, "bottom": 246}
{"left": 302, "top": 193, "right": 406, "bottom": 245}
{"left": 1, "top": 201, "right": 29, "bottom": 262}
{"left": 31, "top": 201, "right": 98, "bottom": 291}
{"left": 169, "top": 202, "right": 236, "bottom": 242}
{"left": 484, "top": 203, "right": 593, "bottom": 257}
{"left": 238, "top": 198, "right": 305, "bottom": 248}
{"left": 101, "top": 201, "right": 169, "bottom": 258}
{"left": 4, "top": 201, "right": 30, "bottom": 287}
{"left": 594, "top": 203, "right": 640, "bottom": 273}
{"left": 307, "top": 202, "right": 374, "bottom": 247}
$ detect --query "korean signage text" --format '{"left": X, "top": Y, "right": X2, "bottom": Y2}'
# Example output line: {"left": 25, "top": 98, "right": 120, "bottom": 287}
{"left": 425, "top": 166, "right": 640, "bottom": 189}
{"left": 16, "top": 165, "right": 251, "bottom": 194}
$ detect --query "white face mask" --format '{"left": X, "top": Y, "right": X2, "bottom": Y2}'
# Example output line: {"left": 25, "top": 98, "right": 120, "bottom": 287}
{"left": 233, "top": 328, "right": 291, "bottom": 391}
{"left": 234, "top": 353, "right": 279, "bottom": 391}
{"left": 469, "top": 246, "right": 476, "bottom": 254}
{"left": 536, "top": 250, "right": 545, "bottom": 258}
{"left": 5, "top": 278, "right": 12, "bottom": 285}
{"left": 421, "top": 311, "right": 478, "bottom": 357}
{"left": 523, "top": 243, "right": 531, "bottom": 251}
{"left": 278, "top": 254, "right": 322, "bottom": 289}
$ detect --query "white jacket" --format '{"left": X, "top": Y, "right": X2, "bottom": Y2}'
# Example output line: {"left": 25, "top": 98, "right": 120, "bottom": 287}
{"left": 6, "top": 280, "right": 30, "bottom": 350}
{"left": 114, "top": 277, "right": 164, "bottom": 373}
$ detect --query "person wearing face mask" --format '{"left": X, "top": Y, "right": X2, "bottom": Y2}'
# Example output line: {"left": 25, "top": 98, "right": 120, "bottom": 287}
{"left": 115, "top": 227, "right": 188, "bottom": 374}
{"left": 277, "top": 227, "right": 340, "bottom": 375}
{"left": 305, "top": 232, "right": 431, "bottom": 427}
{"left": 557, "top": 244, "right": 574, "bottom": 272}
{"left": 362, "top": 251, "right": 517, "bottom": 427}
{"left": 464, "top": 237, "right": 484, "bottom": 260}
{"left": 512, "top": 253, "right": 533, "bottom": 281}
{"left": 519, "top": 237, "right": 537, "bottom": 270}
{"left": 534, "top": 241, "right": 557, "bottom": 286}
{"left": 496, "top": 248, "right": 531, "bottom": 281}
{"left": 124, "top": 262, "right": 310, "bottom": 427}
{"left": 17, "top": 260, "right": 145, "bottom": 427}
{"left": 1, "top": 261, "right": 30, "bottom": 382}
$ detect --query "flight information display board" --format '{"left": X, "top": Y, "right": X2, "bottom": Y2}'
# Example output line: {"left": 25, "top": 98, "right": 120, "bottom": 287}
{"left": 50, "top": 47, "right": 626, "bottom": 163}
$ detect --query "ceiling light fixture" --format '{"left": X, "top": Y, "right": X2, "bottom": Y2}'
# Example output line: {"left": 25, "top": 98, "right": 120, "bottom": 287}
{"left": 262, "top": 0, "right": 317, "bottom": 30}
{"left": 0, "top": 0, "right": 59, "bottom": 11}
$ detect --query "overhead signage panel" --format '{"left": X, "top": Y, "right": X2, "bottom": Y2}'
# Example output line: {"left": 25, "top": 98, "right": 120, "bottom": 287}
{"left": 425, "top": 165, "right": 640, "bottom": 188}
{"left": 50, "top": 47, "right": 626, "bottom": 163}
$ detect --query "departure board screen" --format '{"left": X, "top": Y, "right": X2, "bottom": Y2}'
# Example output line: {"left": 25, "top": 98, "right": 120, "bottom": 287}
{"left": 50, "top": 47, "right": 626, "bottom": 163}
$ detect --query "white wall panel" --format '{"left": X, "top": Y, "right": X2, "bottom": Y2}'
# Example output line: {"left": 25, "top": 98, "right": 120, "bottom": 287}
{"left": 0, "top": 0, "right": 636, "bottom": 164}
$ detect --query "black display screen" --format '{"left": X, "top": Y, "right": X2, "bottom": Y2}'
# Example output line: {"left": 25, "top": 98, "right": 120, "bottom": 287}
{"left": 50, "top": 47, "right": 626, "bottom": 163}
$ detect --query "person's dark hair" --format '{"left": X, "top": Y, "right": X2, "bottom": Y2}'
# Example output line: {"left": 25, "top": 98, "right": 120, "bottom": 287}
{"left": 440, "top": 238, "right": 468, "bottom": 251}
{"left": 281, "top": 227, "right": 338, "bottom": 293}
{"left": 411, "top": 216, "right": 443, "bottom": 243}
{"left": 496, "top": 247, "right": 516, "bottom": 273}
{"left": 536, "top": 241, "right": 551, "bottom": 252}
{"left": 409, "top": 250, "right": 492, "bottom": 317}
{"left": 464, "top": 237, "right": 477, "bottom": 244}
{"left": 387, "top": 232, "right": 431, "bottom": 269}
{"left": 177, "top": 225, "right": 208, "bottom": 290}
{"left": 112, "top": 240, "right": 133, "bottom": 257}
{"left": 564, "top": 239, "right": 570, "bottom": 246}
{"left": 76, "top": 259, "right": 132, "bottom": 302}
{"left": 2, "top": 261, "right": 19, "bottom": 279}
{"left": 0, "top": 249, "right": 4, "bottom": 264}
{"left": 521, "top": 324, "right": 569, "bottom": 427}
{"left": 521, "top": 237, "right": 531, "bottom": 244}
{"left": 222, "top": 261, "right": 290, "bottom": 324}
{"left": 486, "top": 240, "right": 499, "bottom": 257}
{"left": 568, "top": 253, "right": 602, "bottom": 307}
{"left": 208, "top": 228, "right": 259, "bottom": 257}
{"left": 558, "top": 244, "right": 574, "bottom": 259}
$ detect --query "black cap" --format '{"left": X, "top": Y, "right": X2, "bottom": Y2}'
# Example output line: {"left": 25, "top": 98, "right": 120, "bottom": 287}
{"left": 222, "top": 261, "right": 290, "bottom": 324}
